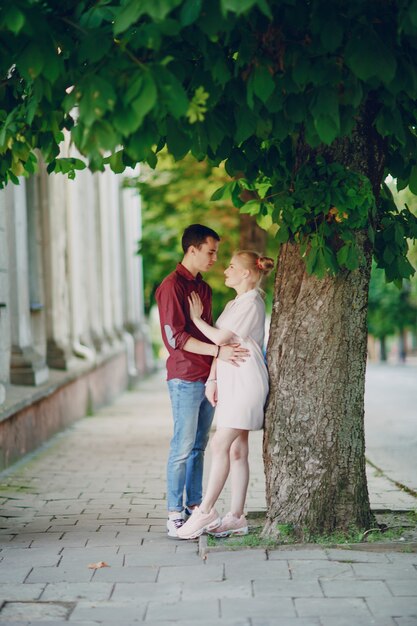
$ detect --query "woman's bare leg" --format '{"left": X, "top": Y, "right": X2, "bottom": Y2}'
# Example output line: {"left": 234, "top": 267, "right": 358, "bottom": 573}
{"left": 229, "top": 431, "right": 249, "bottom": 517}
{"left": 199, "top": 428, "right": 243, "bottom": 513}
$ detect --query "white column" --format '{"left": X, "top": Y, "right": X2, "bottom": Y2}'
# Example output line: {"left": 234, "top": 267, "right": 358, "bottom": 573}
{"left": 6, "top": 180, "right": 48, "bottom": 385}
{"left": 120, "top": 173, "right": 145, "bottom": 328}
{"left": 97, "top": 174, "right": 115, "bottom": 347}
{"left": 40, "top": 167, "right": 73, "bottom": 369}
{"left": 0, "top": 189, "right": 10, "bottom": 402}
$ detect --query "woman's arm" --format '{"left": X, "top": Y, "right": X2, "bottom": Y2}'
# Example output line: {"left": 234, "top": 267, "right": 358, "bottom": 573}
{"left": 188, "top": 292, "right": 235, "bottom": 345}
{"left": 205, "top": 359, "right": 218, "bottom": 407}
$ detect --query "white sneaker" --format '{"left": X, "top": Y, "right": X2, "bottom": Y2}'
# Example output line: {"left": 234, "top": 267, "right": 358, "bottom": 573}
{"left": 166, "top": 515, "right": 185, "bottom": 538}
{"left": 207, "top": 512, "right": 249, "bottom": 538}
{"left": 177, "top": 507, "right": 221, "bottom": 540}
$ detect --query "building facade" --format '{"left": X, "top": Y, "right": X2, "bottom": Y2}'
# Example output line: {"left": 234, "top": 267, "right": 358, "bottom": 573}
{"left": 0, "top": 159, "right": 152, "bottom": 470}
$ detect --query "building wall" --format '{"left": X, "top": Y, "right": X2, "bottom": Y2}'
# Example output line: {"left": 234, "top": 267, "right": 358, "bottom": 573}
{"left": 0, "top": 159, "right": 153, "bottom": 470}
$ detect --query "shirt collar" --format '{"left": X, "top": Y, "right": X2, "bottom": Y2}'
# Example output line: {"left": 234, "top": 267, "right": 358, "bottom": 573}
{"left": 176, "top": 263, "right": 202, "bottom": 282}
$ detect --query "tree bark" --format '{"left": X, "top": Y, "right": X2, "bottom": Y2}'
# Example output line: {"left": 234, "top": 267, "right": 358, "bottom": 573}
{"left": 239, "top": 214, "right": 267, "bottom": 253}
{"left": 263, "top": 237, "right": 372, "bottom": 536}
{"left": 263, "top": 101, "right": 386, "bottom": 537}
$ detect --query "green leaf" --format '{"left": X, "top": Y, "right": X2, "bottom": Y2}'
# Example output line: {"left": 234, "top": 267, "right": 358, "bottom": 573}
{"left": 108, "top": 150, "right": 126, "bottom": 174}
{"left": 154, "top": 67, "right": 188, "bottom": 118}
{"left": 18, "top": 44, "right": 44, "bottom": 80}
{"left": 4, "top": 6, "right": 25, "bottom": 34}
{"left": 409, "top": 165, "right": 417, "bottom": 195}
{"left": 180, "top": 0, "right": 202, "bottom": 25}
{"left": 345, "top": 28, "right": 396, "bottom": 83}
{"left": 314, "top": 115, "right": 339, "bottom": 145}
{"left": 276, "top": 224, "right": 289, "bottom": 244}
{"left": 131, "top": 73, "right": 158, "bottom": 120}
{"left": 250, "top": 65, "right": 275, "bottom": 104}
{"left": 166, "top": 118, "right": 191, "bottom": 160}
{"left": 211, "top": 181, "right": 236, "bottom": 201}
{"left": 305, "top": 246, "right": 318, "bottom": 274}
{"left": 114, "top": 0, "right": 143, "bottom": 34}
{"left": 240, "top": 199, "right": 261, "bottom": 215}
{"left": 320, "top": 18, "right": 343, "bottom": 52}
{"left": 221, "top": 0, "right": 258, "bottom": 14}
{"left": 113, "top": 105, "right": 142, "bottom": 135}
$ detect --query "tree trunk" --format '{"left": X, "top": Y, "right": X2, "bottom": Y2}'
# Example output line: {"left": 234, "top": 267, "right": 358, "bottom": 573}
{"left": 263, "top": 101, "right": 385, "bottom": 537}
{"left": 263, "top": 237, "right": 373, "bottom": 536}
{"left": 380, "top": 336, "right": 387, "bottom": 362}
{"left": 239, "top": 214, "right": 267, "bottom": 253}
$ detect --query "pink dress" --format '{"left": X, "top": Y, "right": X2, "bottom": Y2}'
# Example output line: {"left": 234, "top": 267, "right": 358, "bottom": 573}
{"left": 214, "top": 289, "right": 268, "bottom": 430}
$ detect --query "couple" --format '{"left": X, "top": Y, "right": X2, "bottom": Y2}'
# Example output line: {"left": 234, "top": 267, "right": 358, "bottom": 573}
{"left": 155, "top": 224, "right": 274, "bottom": 540}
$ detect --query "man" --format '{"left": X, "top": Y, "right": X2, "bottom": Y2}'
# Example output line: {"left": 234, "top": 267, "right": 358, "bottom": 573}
{"left": 155, "top": 224, "right": 249, "bottom": 537}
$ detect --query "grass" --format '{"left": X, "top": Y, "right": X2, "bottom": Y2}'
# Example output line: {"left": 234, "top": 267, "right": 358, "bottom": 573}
{"left": 206, "top": 511, "right": 416, "bottom": 550}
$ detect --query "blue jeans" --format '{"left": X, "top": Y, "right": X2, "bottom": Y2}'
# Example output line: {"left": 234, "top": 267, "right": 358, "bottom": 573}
{"left": 166, "top": 379, "right": 215, "bottom": 512}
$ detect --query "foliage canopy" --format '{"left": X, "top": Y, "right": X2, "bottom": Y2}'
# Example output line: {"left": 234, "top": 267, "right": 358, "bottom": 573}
{"left": 2, "top": 0, "right": 417, "bottom": 280}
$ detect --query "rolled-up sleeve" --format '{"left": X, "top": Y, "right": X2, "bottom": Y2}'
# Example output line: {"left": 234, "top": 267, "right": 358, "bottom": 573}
{"left": 156, "top": 282, "right": 191, "bottom": 351}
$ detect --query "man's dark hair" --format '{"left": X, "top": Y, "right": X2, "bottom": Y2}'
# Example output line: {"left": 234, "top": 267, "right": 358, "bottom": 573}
{"left": 181, "top": 224, "right": 220, "bottom": 253}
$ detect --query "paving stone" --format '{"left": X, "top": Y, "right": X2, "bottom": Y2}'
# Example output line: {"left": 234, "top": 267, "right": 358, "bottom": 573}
{"left": 221, "top": 597, "right": 296, "bottom": 618}
{"left": 124, "top": 551, "right": 198, "bottom": 567}
{"left": 68, "top": 600, "right": 147, "bottom": 622}
{"left": 326, "top": 548, "right": 391, "bottom": 563}
{"left": 58, "top": 546, "right": 120, "bottom": 562}
{"left": 252, "top": 579, "right": 323, "bottom": 598}
{"left": 288, "top": 559, "right": 354, "bottom": 580}
{"left": 0, "top": 549, "right": 60, "bottom": 567}
{"left": 207, "top": 550, "right": 267, "bottom": 565}
{"left": 320, "top": 618, "right": 395, "bottom": 626}
{"left": 294, "top": 597, "right": 370, "bottom": 617}
{"left": 0, "top": 601, "right": 72, "bottom": 621}
{"left": 0, "top": 583, "right": 45, "bottom": 601}
{"left": 321, "top": 579, "right": 390, "bottom": 597}
{"left": 157, "top": 563, "right": 223, "bottom": 583}
{"left": 387, "top": 579, "right": 417, "bottom": 596}
{"left": 146, "top": 598, "right": 220, "bottom": 621}
{"left": 267, "top": 548, "right": 328, "bottom": 561}
{"left": 0, "top": 566, "right": 32, "bottom": 583}
{"left": 351, "top": 563, "right": 417, "bottom": 580}
{"left": 224, "top": 559, "right": 290, "bottom": 581}
{"left": 366, "top": 596, "right": 417, "bottom": 618}
{"left": 249, "top": 617, "right": 320, "bottom": 626}
{"left": 182, "top": 579, "right": 252, "bottom": 600}
{"left": 111, "top": 581, "right": 181, "bottom": 602}
{"left": 40, "top": 582, "right": 112, "bottom": 601}
{"left": 90, "top": 565, "right": 158, "bottom": 583}
{"left": 26, "top": 566, "right": 93, "bottom": 584}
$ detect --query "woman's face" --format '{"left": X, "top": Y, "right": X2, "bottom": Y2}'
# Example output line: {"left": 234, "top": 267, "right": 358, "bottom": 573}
{"left": 224, "top": 255, "right": 247, "bottom": 288}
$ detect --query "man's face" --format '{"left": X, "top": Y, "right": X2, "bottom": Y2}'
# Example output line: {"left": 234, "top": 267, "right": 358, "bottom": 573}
{"left": 190, "top": 237, "right": 219, "bottom": 272}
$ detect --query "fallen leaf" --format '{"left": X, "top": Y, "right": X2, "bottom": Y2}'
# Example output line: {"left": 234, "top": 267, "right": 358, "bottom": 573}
{"left": 88, "top": 561, "right": 110, "bottom": 569}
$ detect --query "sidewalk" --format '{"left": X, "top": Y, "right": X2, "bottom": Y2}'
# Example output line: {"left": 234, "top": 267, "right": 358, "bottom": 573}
{"left": 0, "top": 370, "right": 416, "bottom": 625}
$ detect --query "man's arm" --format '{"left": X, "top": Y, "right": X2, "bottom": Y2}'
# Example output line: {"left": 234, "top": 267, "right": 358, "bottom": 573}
{"left": 183, "top": 337, "right": 249, "bottom": 366}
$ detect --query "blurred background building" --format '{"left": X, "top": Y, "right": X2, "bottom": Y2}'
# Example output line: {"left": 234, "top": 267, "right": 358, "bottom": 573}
{"left": 0, "top": 160, "right": 153, "bottom": 471}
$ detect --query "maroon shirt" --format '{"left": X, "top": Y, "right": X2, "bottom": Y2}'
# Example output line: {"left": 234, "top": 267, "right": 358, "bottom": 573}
{"left": 155, "top": 263, "right": 214, "bottom": 382}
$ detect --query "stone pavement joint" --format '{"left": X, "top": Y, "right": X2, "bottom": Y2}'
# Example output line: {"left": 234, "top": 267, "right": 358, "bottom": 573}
{"left": 0, "top": 370, "right": 416, "bottom": 624}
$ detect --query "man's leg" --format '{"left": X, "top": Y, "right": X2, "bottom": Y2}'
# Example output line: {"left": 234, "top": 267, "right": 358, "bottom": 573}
{"left": 185, "top": 395, "right": 215, "bottom": 510}
{"left": 166, "top": 380, "right": 206, "bottom": 514}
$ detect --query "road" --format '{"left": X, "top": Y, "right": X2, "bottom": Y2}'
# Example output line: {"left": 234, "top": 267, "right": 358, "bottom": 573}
{"left": 365, "top": 362, "right": 417, "bottom": 493}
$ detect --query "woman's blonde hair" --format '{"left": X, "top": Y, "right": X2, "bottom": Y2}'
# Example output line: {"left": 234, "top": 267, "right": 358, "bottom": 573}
{"left": 234, "top": 250, "right": 275, "bottom": 280}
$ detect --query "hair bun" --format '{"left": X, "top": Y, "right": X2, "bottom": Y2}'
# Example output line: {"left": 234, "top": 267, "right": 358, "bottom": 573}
{"left": 257, "top": 256, "right": 275, "bottom": 275}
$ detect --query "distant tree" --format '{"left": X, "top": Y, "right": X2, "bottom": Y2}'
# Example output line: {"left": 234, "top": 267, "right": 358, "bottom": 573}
{"left": 368, "top": 264, "right": 417, "bottom": 360}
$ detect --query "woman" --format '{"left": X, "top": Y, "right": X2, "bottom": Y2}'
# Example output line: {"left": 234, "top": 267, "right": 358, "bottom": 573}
{"left": 177, "top": 250, "right": 274, "bottom": 540}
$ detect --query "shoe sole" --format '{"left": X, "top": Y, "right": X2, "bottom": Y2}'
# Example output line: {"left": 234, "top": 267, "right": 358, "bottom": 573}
{"left": 208, "top": 526, "right": 249, "bottom": 538}
{"left": 178, "top": 517, "right": 221, "bottom": 540}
